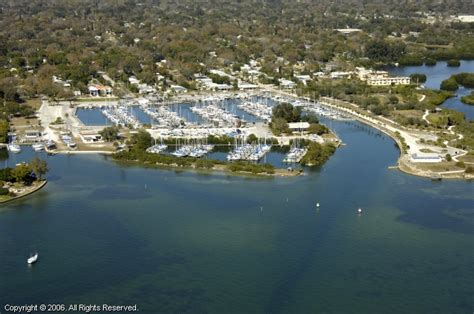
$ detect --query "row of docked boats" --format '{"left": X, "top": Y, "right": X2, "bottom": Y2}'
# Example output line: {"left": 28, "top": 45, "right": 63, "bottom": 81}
{"left": 305, "top": 105, "right": 352, "bottom": 121}
{"left": 237, "top": 101, "right": 272, "bottom": 122}
{"left": 190, "top": 103, "right": 240, "bottom": 127}
{"left": 171, "top": 144, "right": 215, "bottom": 158}
{"left": 283, "top": 147, "right": 308, "bottom": 163}
{"left": 102, "top": 106, "right": 141, "bottom": 129}
{"left": 227, "top": 143, "right": 271, "bottom": 161}
{"left": 146, "top": 139, "right": 168, "bottom": 154}
{"left": 7, "top": 139, "right": 56, "bottom": 153}
{"left": 141, "top": 105, "right": 184, "bottom": 128}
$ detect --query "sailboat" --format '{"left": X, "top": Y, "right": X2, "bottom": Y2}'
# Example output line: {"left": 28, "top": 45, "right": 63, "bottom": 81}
{"left": 27, "top": 252, "right": 38, "bottom": 264}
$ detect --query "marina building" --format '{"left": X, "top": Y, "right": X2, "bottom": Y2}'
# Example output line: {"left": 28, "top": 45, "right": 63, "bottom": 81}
{"left": 288, "top": 122, "right": 310, "bottom": 131}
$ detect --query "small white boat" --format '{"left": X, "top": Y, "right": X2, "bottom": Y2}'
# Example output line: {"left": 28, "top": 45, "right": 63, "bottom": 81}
{"left": 27, "top": 252, "right": 38, "bottom": 264}
{"left": 358, "top": 208, "right": 363, "bottom": 214}
{"left": 7, "top": 142, "right": 21, "bottom": 153}
{"left": 316, "top": 203, "right": 320, "bottom": 208}
{"left": 32, "top": 143, "right": 45, "bottom": 151}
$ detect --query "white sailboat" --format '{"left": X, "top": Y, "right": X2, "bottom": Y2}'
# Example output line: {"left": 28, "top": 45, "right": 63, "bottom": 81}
{"left": 27, "top": 252, "right": 38, "bottom": 264}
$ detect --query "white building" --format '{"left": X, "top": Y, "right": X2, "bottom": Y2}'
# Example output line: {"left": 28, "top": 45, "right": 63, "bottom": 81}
{"left": 335, "top": 28, "right": 363, "bottom": 35}
{"left": 288, "top": 122, "right": 310, "bottom": 131}
{"left": 278, "top": 78, "right": 296, "bottom": 89}
{"left": 88, "top": 84, "right": 113, "bottom": 97}
{"left": 238, "top": 81, "right": 258, "bottom": 90}
{"left": 367, "top": 76, "right": 411, "bottom": 86}
{"left": 170, "top": 85, "right": 187, "bottom": 93}
{"left": 330, "top": 71, "right": 352, "bottom": 79}
{"left": 128, "top": 76, "right": 140, "bottom": 85}
{"left": 357, "top": 67, "right": 410, "bottom": 86}
{"left": 209, "top": 69, "right": 236, "bottom": 80}
{"left": 410, "top": 153, "right": 442, "bottom": 163}
{"left": 80, "top": 131, "right": 103, "bottom": 144}
{"left": 138, "top": 83, "right": 155, "bottom": 94}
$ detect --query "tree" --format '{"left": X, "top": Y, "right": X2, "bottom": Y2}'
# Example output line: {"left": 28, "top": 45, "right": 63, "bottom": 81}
{"left": 100, "top": 126, "right": 120, "bottom": 142}
{"left": 308, "top": 123, "right": 328, "bottom": 135}
{"left": 29, "top": 157, "right": 48, "bottom": 180}
{"left": 272, "top": 103, "right": 301, "bottom": 122}
{"left": 246, "top": 133, "right": 258, "bottom": 144}
{"left": 11, "top": 164, "right": 32, "bottom": 183}
{"left": 0, "top": 120, "right": 8, "bottom": 143}
{"left": 447, "top": 59, "right": 460, "bottom": 67}
{"left": 270, "top": 117, "right": 289, "bottom": 135}
{"left": 365, "top": 40, "right": 405, "bottom": 62}
{"left": 409, "top": 73, "right": 427, "bottom": 84}
{"left": 131, "top": 130, "right": 152, "bottom": 151}
{"left": 440, "top": 78, "right": 459, "bottom": 91}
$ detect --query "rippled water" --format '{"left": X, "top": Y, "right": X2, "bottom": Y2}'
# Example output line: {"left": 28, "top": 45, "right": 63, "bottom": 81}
{"left": 0, "top": 118, "right": 473, "bottom": 313}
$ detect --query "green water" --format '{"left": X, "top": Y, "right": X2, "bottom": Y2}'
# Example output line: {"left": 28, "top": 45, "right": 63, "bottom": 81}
{"left": 0, "top": 120, "right": 473, "bottom": 313}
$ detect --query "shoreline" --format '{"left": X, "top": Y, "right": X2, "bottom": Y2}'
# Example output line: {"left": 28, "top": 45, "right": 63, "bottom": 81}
{"left": 0, "top": 180, "right": 48, "bottom": 205}
{"left": 317, "top": 97, "right": 473, "bottom": 180}
{"left": 31, "top": 91, "right": 472, "bottom": 180}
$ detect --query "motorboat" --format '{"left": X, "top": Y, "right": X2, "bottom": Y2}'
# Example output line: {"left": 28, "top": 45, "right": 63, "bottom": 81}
{"left": 7, "top": 142, "right": 21, "bottom": 153}
{"left": 32, "top": 143, "right": 45, "bottom": 151}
